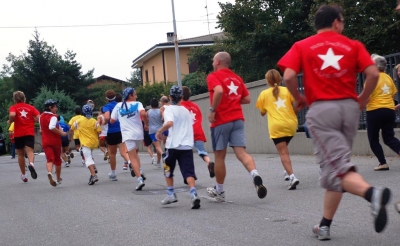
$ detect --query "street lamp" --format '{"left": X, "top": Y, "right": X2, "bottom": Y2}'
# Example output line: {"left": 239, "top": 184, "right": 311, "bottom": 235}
{"left": 171, "top": 0, "right": 182, "bottom": 86}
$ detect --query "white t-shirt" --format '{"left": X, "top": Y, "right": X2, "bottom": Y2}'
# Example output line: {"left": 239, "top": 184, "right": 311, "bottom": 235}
{"left": 111, "top": 101, "right": 144, "bottom": 142}
{"left": 163, "top": 105, "right": 193, "bottom": 149}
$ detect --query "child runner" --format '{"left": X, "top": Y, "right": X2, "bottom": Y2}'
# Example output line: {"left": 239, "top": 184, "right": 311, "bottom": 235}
{"left": 147, "top": 98, "right": 163, "bottom": 168}
{"left": 98, "top": 106, "right": 109, "bottom": 162}
{"left": 58, "top": 115, "right": 74, "bottom": 167}
{"left": 68, "top": 107, "right": 85, "bottom": 165}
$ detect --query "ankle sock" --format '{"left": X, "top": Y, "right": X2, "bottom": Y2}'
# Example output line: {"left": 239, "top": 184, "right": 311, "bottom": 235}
{"left": 364, "top": 187, "right": 374, "bottom": 203}
{"left": 190, "top": 187, "right": 197, "bottom": 195}
{"left": 137, "top": 177, "right": 143, "bottom": 182}
{"left": 167, "top": 186, "right": 174, "bottom": 195}
{"left": 319, "top": 217, "right": 332, "bottom": 228}
{"left": 216, "top": 183, "right": 224, "bottom": 194}
{"left": 111, "top": 170, "right": 116, "bottom": 176}
{"left": 250, "top": 169, "right": 259, "bottom": 178}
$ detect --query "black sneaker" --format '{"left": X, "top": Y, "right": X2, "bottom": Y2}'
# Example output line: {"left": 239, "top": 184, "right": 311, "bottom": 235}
{"left": 93, "top": 165, "right": 98, "bottom": 174}
{"left": 28, "top": 164, "right": 37, "bottom": 179}
{"left": 129, "top": 163, "right": 135, "bottom": 177}
{"left": 253, "top": 175, "right": 267, "bottom": 199}
{"left": 208, "top": 162, "right": 215, "bottom": 178}
{"left": 88, "top": 175, "right": 98, "bottom": 185}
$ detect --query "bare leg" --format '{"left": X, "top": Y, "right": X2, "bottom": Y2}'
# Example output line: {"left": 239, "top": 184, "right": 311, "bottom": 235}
{"left": 119, "top": 143, "right": 130, "bottom": 163}
{"left": 128, "top": 148, "right": 141, "bottom": 177}
{"left": 232, "top": 146, "right": 256, "bottom": 172}
{"left": 275, "top": 142, "right": 294, "bottom": 175}
{"left": 146, "top": 146, "right": 154, "bottom": 158}
{"left": 108, "top": 144, "right": 117, "bottom": 171}
{"left": 214, "top": 149, "right": 227, "bottom": 184}
{"left": 25, "top": 146, "right": 35, "bottom": 164}
{"left": 55, "top": 165, "right": 62, "bottom": 180}
{"left": 16, "top": 149, "right": 26, "bottom": 175}
{"left": 153, "top": 141, "right": 163, "bottom": 163}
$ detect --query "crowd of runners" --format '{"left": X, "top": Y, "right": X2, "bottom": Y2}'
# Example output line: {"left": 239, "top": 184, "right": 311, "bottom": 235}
{"left": 6, "top": 2, "right": 400, "bottom": 241}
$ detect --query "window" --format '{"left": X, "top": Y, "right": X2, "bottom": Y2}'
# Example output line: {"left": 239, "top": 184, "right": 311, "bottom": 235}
{"left": 152, "top": 66, "right": 155, "bottom": 82}
{"left": 189, "top": 61, "right": 199, "bottom": 73}
{"left": 145, "top": 70, "right": 149, "bottom": 83}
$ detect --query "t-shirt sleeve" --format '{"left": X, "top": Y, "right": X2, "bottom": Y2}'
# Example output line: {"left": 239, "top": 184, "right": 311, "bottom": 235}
{"left": 9, "top": 105, "right": 15, "bottom": 113}
{"left": 355, "top": 41, "right": 375, "bottom": 73}
{"left": 33, "top": 107, "right": 40, "bottom": 117}
{"left": 49, "top": 116, "right": 58, "bottom": 130}
{"left": 255, "top": 91, "right": 267, "bottom": 114}
{"left": 138, "top": 102, "right": 144, "bottom": 112}
{"left": 277, "top": 42, "right": 302, "bottom": 74}
{"left": 207, "top": 73, "right": 221, "bottom": 91}
{"left": 163, "top": 107, "right": 174, "bottom": 124}
{"left": 110, "top": 106, "right": 118, "bottom": 121}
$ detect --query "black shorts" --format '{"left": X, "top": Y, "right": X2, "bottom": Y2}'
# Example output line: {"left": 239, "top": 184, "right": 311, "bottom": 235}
{"left": 143, "top": 131, "right": 152, "bottom": 147}
{"left": 62, "top": 139, "right": 69, "bottom": 148}
{"left": 107, "top": 132, "right": 122, "bottom": 145}
{"left": 14, "top": 136, "right": 34, "bottom": 149}
{"left": 74, "top": 139, "right": 81, "bottom": 146}
{"left": 164, "top": 149, "right": 197, "bottom": 182}
{"left": 272, "top": 136, "right": 293, "bottom": 145}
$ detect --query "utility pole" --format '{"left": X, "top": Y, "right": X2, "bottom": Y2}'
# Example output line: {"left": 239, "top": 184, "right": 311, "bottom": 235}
{"left": 171, "top": 0, "right": 182, "bottom": 86}
{"left": 205, "top": 0, "right": 210, "bottom": 35}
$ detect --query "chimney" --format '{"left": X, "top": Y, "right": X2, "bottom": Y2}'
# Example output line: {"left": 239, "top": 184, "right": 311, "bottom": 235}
{"left": 167, "top": 32, "right": 174, "bottom": 42}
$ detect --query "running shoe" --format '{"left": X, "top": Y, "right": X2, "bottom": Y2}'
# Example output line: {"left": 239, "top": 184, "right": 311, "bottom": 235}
{"left": 312, "top": 225, "right": 330, "bottom": 241}
{"left": 371, "top": 187, "right": 391, "bottom": 232}
{"left": 67, "top": 155, "right": 71, "bottom": 164}
{"left": 208, "top": 162, "right": 215, "bottom": 178}
{"left": 135, "top": 179, "right": 145, "bottom": 190}
{"left": 93, "top": 165, "right": 98, "bottom": 174}
{"left": 190, "top": 192, "right": 201, "bottom": 209}
{"left": 207, "top": 187, "right": 225, "bottom": 202}
{"left": 108, "top": 173, "right": 118, "bottom": 181}
{"left": 65, "top": 162, "right": 70, "bottom": 167}
{"left": 151, "top": 158, "right": 157, "bottom": 165}
{"left": 253, "top": 175, "right": 267, "bottom": 199}
{"left": 47, "top": 173, "right": 57, "bottom": 187}
{"left": 283, "top": 170, "right": 290, "bottom": 181}
{"left": 288, "top": 176, "right": 299, "bottom": 190}
{"left": 88, "top": 175, "right": 99, "bottom": 185}
{"left": 374, "top": 164, "right": 389, "bottom": 171}
{"left": 70, "top": 152, "right": 74, "bottom": 158}
{"left": 103, "top": 151, "right": 109, "bottom": 161}
{"left": 56, "top": 178, "right": 63, "bottom": 185}
{"left": 122, "top": 163, "right": 128, "bottom": 170}
{"left": 81, "top": 160, "right": 85, "bottom": 166}
{"left": 28, "top": 164, "right": 37, "bottom": 179}
{"left": 161, "top": 193, "right": 178, "bottom": 205}
{"left": 20, "top": 174, "right": 28, "bottom": 183}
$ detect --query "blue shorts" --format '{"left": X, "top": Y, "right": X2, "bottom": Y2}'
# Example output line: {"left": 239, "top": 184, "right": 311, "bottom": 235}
{"left": 162, "top": 130, "right": 169, "bottom": 136}
{"left": 211, "top": 120, "right": 246, "bottom": 151}
{"left": 163, "top": 149, "right": 197, "bottom": 182}
{"left": 149, "top": 133, "right": 158, "bottom": 142}
{"left": 193, "top": 141, "right": 208, "bottom": 157}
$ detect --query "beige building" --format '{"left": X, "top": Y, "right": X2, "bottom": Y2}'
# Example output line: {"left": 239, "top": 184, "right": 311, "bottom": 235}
{"left": 131, "top": 32, "right": 224, "bottom": 85}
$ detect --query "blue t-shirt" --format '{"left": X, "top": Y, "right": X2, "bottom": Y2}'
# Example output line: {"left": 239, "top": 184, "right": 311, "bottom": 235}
{"left": 59, "top": 121, "right": 70, "bottom": 141}
{"left": 103, "top": 101, "right": 121, "bottom": 133}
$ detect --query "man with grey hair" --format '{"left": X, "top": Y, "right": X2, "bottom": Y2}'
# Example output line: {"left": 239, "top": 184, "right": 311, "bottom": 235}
{"left": 366, "top": 54, "right": 400, "bottom": 171}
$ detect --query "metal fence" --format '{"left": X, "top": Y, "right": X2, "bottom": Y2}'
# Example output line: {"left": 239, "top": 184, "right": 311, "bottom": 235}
{"left": 296, "top": 52, "right": 400, "bottom": 131}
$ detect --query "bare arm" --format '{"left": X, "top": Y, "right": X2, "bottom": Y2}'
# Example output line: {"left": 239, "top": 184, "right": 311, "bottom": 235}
{"left": 156, "top": 121, "right": 173, "bottom": 141}
{"left": 240, "top": 95, "right": 251, "bottom": 104}
{"left": 211, "top": 85, "right": 223, "bottom": 109}
{"left": 283, "top": 68, "right": 307, "bottom": 110}
{"left": 8, "top": 112, "right": 16, "bottom": 124}
{"left": 358, "top": 65, "right": 379, "bottom": 110}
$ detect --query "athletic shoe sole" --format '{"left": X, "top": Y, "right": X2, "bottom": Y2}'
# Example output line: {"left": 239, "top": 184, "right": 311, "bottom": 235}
{"left": 253, "top": 175, "right": 267, "bottom": 199}
{"left": 28, "top": 165, "right": 37, "bottom": 179}
{"left": 191, "top": 198, "right": 201, "bottom": 209}
{"left": 136, "top": 183, "right": 145, "bottom": 191}
{"left": 288, "top": 180, "right": 300, "bottom": 190}
{"left": 47, "top": 173, "right": 57, "bottom": 187}
{"left": 208, "top": 162, "right": 215, "bottom": 178}
{"left": 375, "top": 188, "right": 391, "bottom": 233}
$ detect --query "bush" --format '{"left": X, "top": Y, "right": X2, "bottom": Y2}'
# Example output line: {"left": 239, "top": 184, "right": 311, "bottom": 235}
{"left": 182, "top": 72, "right": 208, "bottom": 96}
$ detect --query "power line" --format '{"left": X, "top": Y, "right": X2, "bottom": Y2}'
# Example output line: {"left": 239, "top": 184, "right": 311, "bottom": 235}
{"left": 0, "top": 19, "right": 218, "bottom": 29}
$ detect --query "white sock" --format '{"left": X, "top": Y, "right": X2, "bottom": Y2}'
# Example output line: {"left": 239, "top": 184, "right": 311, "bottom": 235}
{"left": 29, "top": 162, "right": 34, "bottom": 167}
{"left": 22, "top": 174, "right": 27, "bottom": 179}
{"left": 290, "top": 174, "right": 295, "bottom": 179}
{"left": 111, "top": 170, "right": 116, "bottom": 175}
{"left": 250, "top": 169, "right": 259, "bottom": 178}
{"left": 216, "top": 183, "right": 224, "bottom": 194}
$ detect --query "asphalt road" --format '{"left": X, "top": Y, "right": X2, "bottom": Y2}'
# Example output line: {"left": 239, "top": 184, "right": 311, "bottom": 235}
{"left": 1, "top": 149, "right": 400, "bottom": 246}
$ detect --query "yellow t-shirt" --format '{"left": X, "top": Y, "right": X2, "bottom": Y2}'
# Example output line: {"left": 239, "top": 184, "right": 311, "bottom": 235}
{"left": 71, "top": 117, "right": 101, "bottom": 149}
{"left": 256, "top": 86, "right": 298, "bottom": 139}
{"left": 366, "top": 72, "right": 397, "bottom": 111}
{"left": 68, "top": 115, "right": 84, "bottom": 139}
{"left": 8, "top": 122, "right": 14, "bottom": 132}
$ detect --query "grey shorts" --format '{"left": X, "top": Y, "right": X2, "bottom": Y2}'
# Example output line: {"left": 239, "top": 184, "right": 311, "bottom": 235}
{"left": 306, "top": 99, "right": 359, "bottom": 192}
{"left": 211, "top": 120, "right": 246, "bottom": 151}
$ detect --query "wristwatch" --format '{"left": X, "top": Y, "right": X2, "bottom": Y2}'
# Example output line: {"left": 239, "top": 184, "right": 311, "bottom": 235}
{"left": 209, "top": 107, "right": 215, "bottom": 112}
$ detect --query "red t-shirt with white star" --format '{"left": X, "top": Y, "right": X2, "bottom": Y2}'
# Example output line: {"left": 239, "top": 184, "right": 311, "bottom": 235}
{"left": 180, "top": 100, "right": 207, "bottom": 142}
{"left": 9, "top": 102, "right": 40, "bottom": 137}
{"left": 207, "top": 68, "right": 249, "bottom": 128}
{"left": 277, "top": 31, "right": 374, "bottom": 106}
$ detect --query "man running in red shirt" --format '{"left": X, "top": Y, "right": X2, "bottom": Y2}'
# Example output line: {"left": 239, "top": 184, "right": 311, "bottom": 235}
{"left": 278, "top": 4, "right": 390, "bottom": 240}
{"left": 8, "top": 91, "right": 40, "bottom": 182}
{"left": 206, "top": 51, "right": 267, "bottom": 201}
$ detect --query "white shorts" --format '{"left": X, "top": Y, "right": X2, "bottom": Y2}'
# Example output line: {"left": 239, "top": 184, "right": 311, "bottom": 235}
{"left": 125, "top": 140, "right": 139, "bottom": 152}
{"left": 81, "top": 146, "right": 95, "bottom": 167}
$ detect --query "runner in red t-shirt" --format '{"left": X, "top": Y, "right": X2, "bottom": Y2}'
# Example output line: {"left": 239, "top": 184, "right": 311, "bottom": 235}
{"left": 206, "top": 51, "right": 267, "bottom": 201}
{"left": 278, "top": 4, "right": 389, "bottom": 240}
{"left": 181, "top": 86, "right": 215, "bottom": 178}
{"left": 40, "top": 99, "right": 66, "bottom": 187}
{"left": 8, "top": 91, "right": 40, "bottom": 183}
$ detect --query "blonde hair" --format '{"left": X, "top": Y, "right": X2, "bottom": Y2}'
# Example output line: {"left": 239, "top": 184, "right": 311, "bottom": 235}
{"left": 13, "top": 91, "right": 26, "bottom": 103}
{"left": 395, "top": 64, "right": 400, "bottom": 70}
{"left": 265, "top": 69, "right": 282, "bottom": 100}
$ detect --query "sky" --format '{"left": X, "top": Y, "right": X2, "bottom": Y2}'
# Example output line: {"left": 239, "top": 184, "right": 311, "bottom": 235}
{"left": 0, "top": 0, "right": 231, "bottom": 81}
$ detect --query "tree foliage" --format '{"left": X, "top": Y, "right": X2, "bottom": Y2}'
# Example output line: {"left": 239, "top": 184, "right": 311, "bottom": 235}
{"left": 4, "top": 30, "right": 94, "bottom": 104}
{"left": 87, "top": 81, "right": 127, "bottom": 111}
{"left": 182, "top": 72, "right": 208, "bottom": 96}
{"left": 127, "top": 69, "right": 143, "bottom": 88}
{"left": 32, "top": 86, "right": 77, "bottom": 121}
{"left": 136, "top": 82, "right": 175, "bottom": 107}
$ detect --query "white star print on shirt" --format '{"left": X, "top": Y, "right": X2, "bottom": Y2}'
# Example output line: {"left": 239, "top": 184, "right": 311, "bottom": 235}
{"left": 20, "top": 109, "right": 28, "bottom": 118}
{"left": 318, "top": 48, "right": 343, "bottom": 70}
{"left": 381, "top": 83, "right": 390, "bottom": 94}
{"left": 274, "top": 97, "right": 287, "bottom": 110}
{"left": 190, "top": 110, "right": 196, "bottom": 122}
{"left": 227, "top": 81, "right": 238, "bottom": 95}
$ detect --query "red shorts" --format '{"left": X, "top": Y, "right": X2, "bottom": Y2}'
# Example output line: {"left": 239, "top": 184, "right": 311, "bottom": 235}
{"left": 99, "top": 136, "right": 106, "bottom": 141}
{"left": 43, "top": 145, "right": 62, "bottom": 166}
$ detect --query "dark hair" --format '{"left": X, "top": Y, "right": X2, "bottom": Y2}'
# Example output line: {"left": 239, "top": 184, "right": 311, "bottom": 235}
{"left": 150, "top": 98, "right": 159, "bottom": 108}
{"left": 75, "top": 107, "right": 82, "bottom": 115}
{"left": 182, "top": 86, "right": 191, "bottom": 101}
{"left": 57, "top": 115, "right": 61, "bottom": 121}
{"left": 314, "top": 4, "right": 343, "bottom": 30}
{"left": 99, "top": 106, "right": 104, "bottom": 114}
{"left": 115, "top": 93, "right": 123, "bottom": 102}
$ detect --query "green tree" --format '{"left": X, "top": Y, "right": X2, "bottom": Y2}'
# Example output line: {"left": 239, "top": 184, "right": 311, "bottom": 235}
{"left": 87, "top": 81, "right": 127, "bottom": 110}
{"left": 182, "top": 72, "right": 208, "bottom": 96}
{"left": 5, "top": 30, "right": 94, "bottom": 104}
{"left": 32, "top": 86, "right": 77, "bottom": 121}
{"left": 136, "top": 82, "right": 175, "bottom": 107}
{"left": 127, "top": 69, "right": 143, "bottom": 88}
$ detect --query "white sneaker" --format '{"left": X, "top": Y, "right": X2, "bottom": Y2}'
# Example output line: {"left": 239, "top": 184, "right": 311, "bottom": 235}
{"left": 47, "top": 173, "right": 57, "bottom": 187}
{"left": 155, "top": 162, "right": 161, "bottom": 168}
{"left": 135, "top": 179, "right": 145, "bottom": 190}
{"left": 283, "top": 171, "right": 290, "bottom": 181}
{"left": 151, "top": 158, "right": 156, "bottom": 165}
{"left": 288, "top": 176, "right": 299, "bottom": 190}
{"left": 207, "top": 187, "right": 225, "bottom": 202}
{"left": 108, "top": 173, "right": 118, "bottom": 181}
{"left": 161, "top": 193, "right": 178, "bottom": 205}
